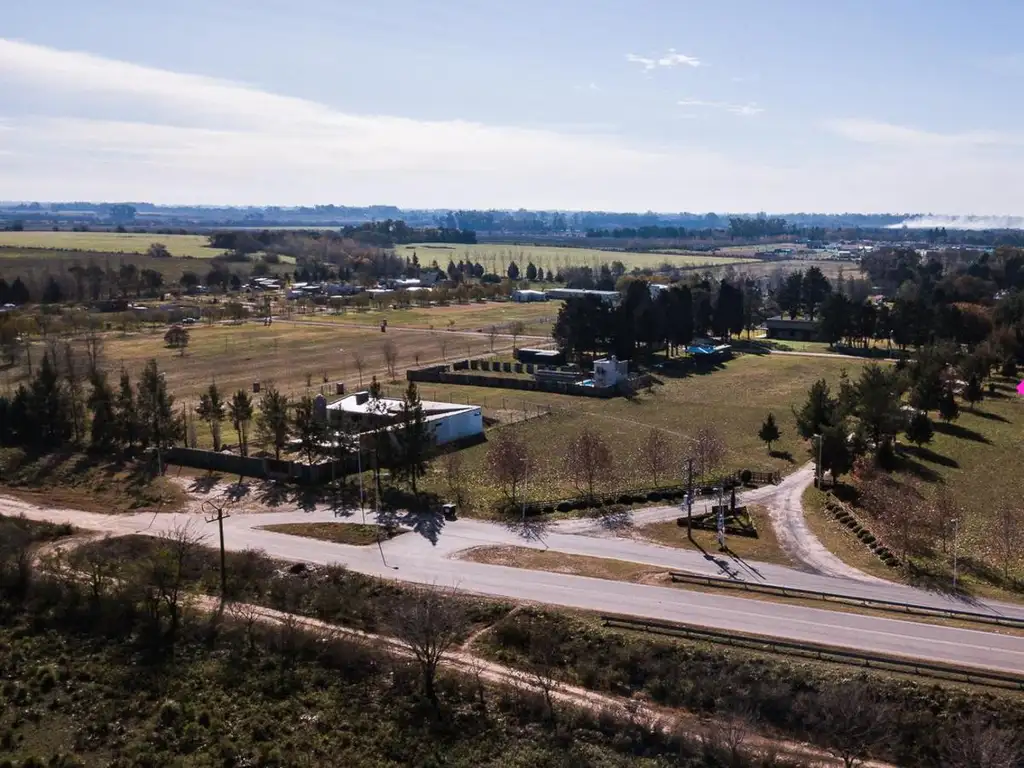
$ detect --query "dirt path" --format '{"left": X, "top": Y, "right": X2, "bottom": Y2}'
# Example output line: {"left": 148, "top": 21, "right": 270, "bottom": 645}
{"left": 760, "top": 464, "right": 884, "bottom": 583}
{"left": 206, "top": 597, "right": 893, "bottom": 768}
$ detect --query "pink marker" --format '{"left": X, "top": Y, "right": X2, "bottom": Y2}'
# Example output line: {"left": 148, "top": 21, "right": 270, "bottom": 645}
{"left": 1018, "top": 380, "right": 1024, "bottom": 396}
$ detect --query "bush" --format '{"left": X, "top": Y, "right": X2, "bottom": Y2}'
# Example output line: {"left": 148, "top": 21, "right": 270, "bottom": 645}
{"left": 647, "top": 492, "right": 662, "bottom": 502}
{"left": 861, "top": 533, "right": 876, "bottom": 544}
{"left": 542, "top": 506, "right": 555, "bottom": 515}
{"left": 739, "top": 469, "right": 753, "bottom": 484}
{"left": 617, "top": 494, "right": 632, "bottom": 505}
{"left": 556, "top": 502, "right": 571, "bottom": 513}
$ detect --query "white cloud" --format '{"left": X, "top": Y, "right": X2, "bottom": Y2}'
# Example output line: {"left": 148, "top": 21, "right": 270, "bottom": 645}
{"left": 823, "top": 118, "right": 1020, "bottom": 148}
{"left": 678, "top": 99, "right": 763, "bottom": 117}
{"left": 2, "top": 39, "right": 1024, "bottom": 213}
{"left": 626, "top": 49, "right": 702, "bottom": 71}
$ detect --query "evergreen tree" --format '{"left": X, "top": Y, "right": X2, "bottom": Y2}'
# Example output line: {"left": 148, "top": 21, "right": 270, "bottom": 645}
{"left": 758, "top": 412, "right": 781, "bottom": 453}
{"left": 136, "top": 359, "right": 182, "bottom": 470}
{"left": 292, "top": 395, "right": 328, "bottom": 466}
{"left": 905, "top": 410, "right": 934, "bottom": 447}
{"left": 27, "top": 353, "right": 71, "bottom": 451}
{"left": 229, "top": 389, "right": 254, "bottom": 457}
{"left": 115, "top": 370, "right": 140, "bottom": 451}
{"left": 963, "top": 374, "right": 984, "bottom": 410}
{"left": 854, "top": 364, "right": 905, "bottom": 448}
{"left": 801, "top": 266, "right": 831, "bottom": 320}
{"left": 10, "top": 277, "right": 30, "bottom": 305}
{"left": 525, "top": 262, "right": 538, "bottom": 281}
{"left": 394, "top": 380, "right": 431, "bottom": 494}
{"left": 196, "top": 383, "right": 226, "bottom": 451}
{"left": 938, "top": 385, "right": 960, "bottom": 422}
{"left": 256, "top": 385, "right": 290, "bottom": 460}
{"left": 507, "top": 261, "right": 520, "bottom": 281}
{"left": 87, "top": 370, "right": 118, "bottom": 453}
{"left": 777, "top": 272, "right": 804, "bottom": 319}
{"left": 41, "top": 276, "right": 63, "bottom": 304}
{"left": 536, "top": 266, "right": 545, "bottom": 282}
{"left": 794, "top": 379, "right": 838, "bottom": 439}
{"left": 819, "top": 421, "right": 853, "bottom": 482}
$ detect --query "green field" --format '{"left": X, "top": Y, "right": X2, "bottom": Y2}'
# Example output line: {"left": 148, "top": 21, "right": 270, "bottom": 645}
{"left": 418, "top": 354, "right": 865, "bottom": 513}
{"left": 396, "top": 243, "right": 757, "bottom": 275}
{"left": 0, "top": 232, "right": 227, "bottom": 258}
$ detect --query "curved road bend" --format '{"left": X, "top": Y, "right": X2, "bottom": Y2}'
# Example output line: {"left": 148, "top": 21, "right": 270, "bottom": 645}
{"left": 7, "top": 495, "right": 1024, "bottom": 676}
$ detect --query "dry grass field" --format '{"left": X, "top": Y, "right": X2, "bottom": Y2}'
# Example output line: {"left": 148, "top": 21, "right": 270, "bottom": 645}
{"left": 418, "top": 353, "right": 866, "bottom": 513}
{"left": 3, "top": 320, "right": 515, "bottom": 408}
{"left": 311, "top": 300, "right": 560, "bottom": 335}
{"left": 0, "top": 232, "right": 227, "bottom": 258}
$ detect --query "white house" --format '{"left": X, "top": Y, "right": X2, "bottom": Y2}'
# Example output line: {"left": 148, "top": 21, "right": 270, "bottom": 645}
{"left": 327, "top": 391, "right": 483, "bottom": 447}
{"left": 512, "top": 289, "right": 548, "bottom": 302}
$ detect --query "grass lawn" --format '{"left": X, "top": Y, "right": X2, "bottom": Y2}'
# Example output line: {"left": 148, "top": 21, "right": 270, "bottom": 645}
{"left": 421, "top": 353, "right": 865, "bottom": 515}
{"left": 634, "top": 504, "right": 795, "bottom": 567}
{"left": 802, "top": 378, "right": 1024, "bottom": 599}
{"left": 258, "top": 522, "right": 404, "bottom": 546}
{"left": 460, "top": 545, "right": 667, "bottom": 582}
{"left": 0, "top": 231, "right": 227, "bottom": 258}
{"left": 396, "top": 243, "right": 757, "bottom": 275}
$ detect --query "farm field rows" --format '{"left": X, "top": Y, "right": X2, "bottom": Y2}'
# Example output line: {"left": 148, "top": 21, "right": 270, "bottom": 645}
{"left": 396, "top": 243, "right": 758, "bottom": 273}
{"left": 0, "top": 231, "right": 227, "bottom": 258}
{"left": 302, "top": 299, "right": 560, "bottom": 334}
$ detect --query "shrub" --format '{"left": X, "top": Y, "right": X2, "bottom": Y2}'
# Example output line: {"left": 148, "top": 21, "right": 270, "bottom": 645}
{"left": 542, "top": 506, "right": 555, "bottom": 515}
{"left": 647, "top": 492, "right": 662, "bottom": 502}
{"left": 556, "top": 502, "right": 571, "bottom": 513}
{"left": 740, "top": 469, "right": 753, "bottom": 484}
{"left": 862, "top": 534, "right": 876, "bottom": 544}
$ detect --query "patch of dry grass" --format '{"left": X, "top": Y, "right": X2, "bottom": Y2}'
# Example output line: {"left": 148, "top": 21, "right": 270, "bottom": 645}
{"left": 258, "top": 522, "right": 404, "bottom": 546}
{"left": 460, "top": 545, "right": 666, "bottom": 582}
{"left": 635, "top": 504, "right": 795, "bottom": 567}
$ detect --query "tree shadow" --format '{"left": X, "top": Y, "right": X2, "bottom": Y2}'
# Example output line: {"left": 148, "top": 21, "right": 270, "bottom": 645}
{"left": 932, "top": 421, "right": 991, "bottom": 444}
{"left": 768, "top": 449, "right": 795, "bottom": 464}
{"left": 255, "top": 481, "right": 292, "bottom": 508}
{"left": 189, "top": 472, "right": 224, "bottom": 494}
{"left": 890, "top": 454, "right": 942, "bottom": 483}
{"left": 503, "top": 517, "right": 552, "bottom": 546}
{"left": 968, "top": 408, "right": 1010, "bottom": 423}
{"left": 899, "top": 444, "right": 959, "bottom": 468}
{"left": 224, "top": 478, "right": 251, "bottom": 503}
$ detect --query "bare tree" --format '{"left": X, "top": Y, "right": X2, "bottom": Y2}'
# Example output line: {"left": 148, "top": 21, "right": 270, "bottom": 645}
{"left": 692, "top": 425, "right": 727, "bottom": 481}
{"left": 996, "top": 503, "right": 1022, "bottom": 581}
{"left": 351, "top": 350, "right": 365, "bottom": 387}
{"left": 381, "top": 339, "right": 399, "bottom": 382}
{"left": 699, "top": 713, "right": 754, "bottom": 767}
{"left": 137, "top": 522, "right": 204, "bottom": 641}
{"left": 927, "top": 486, "right": 963, "bottom": 554}
{"left": 799, "top": 682, "right": 890, "bottom": 768}
{"left": 524, "top": 630, "right": 564, "bottom": 725}
{"left": 486, "top": 430, "right": 534, "bottom": 509}
{"left": 487, "top": 325, "right": 498, "bottom": 353}
{"left": 641, "top": 427, "right": 670, "bottom": 486}
{"left": 944, "top": 713, "right": 1021, "bottom": 768}
{"left": 442, "top": 451, "right": 468, "bottom": 511}
{"left": 84, "top": 328, "right": 104, "bottom": 377}
{"left": 565, "top": 427, "right": 613, "bottom": 501}
{"left": 508, "top": 320, "right": 525, "bottom": 352}
{"left": 436, "top": 334, "right": 449, "bottom": 362}
{"left": 387, "top": 586, "right": 468, "bottom": 708}
{"left": 228, "top": 601, "right": 263, "bottom": 655}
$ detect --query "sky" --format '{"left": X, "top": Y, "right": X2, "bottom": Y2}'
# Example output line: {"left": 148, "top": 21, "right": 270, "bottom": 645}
{"left": 2, "top": 0, "right": 1024, "bottom": 213}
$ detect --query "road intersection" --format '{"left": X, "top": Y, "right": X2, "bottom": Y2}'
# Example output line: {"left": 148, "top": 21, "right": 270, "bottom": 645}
{"left": 7, "top": 469, "right": 1024, "bottom": 676}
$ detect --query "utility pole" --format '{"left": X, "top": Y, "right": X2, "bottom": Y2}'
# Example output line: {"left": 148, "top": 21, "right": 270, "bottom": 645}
{"left": 716, "top": 485, "right": 726, "bottom": 550}
{"left": 814, "top": 433, "right": 823, "bottom": 488}
{"left": 951, "top": 516, "right": 960, "bottom": 591}
{"left": 202, "top": 499, "right": 230, "bottom": 599}
{"left": 686, "top": 457, "right": 694, "bottom": 540}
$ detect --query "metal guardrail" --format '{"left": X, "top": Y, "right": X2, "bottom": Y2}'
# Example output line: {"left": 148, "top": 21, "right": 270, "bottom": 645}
{"left": 600, "top": 614, "right": 1024, "bottom": 691}
{"left": 666, "top": 571, "right": 1024, "bottom": 629}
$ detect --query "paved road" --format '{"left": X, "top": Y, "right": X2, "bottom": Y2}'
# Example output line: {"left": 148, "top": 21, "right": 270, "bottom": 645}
{"left": 8, "top": 493, "right": 1024, "bottom": 675}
